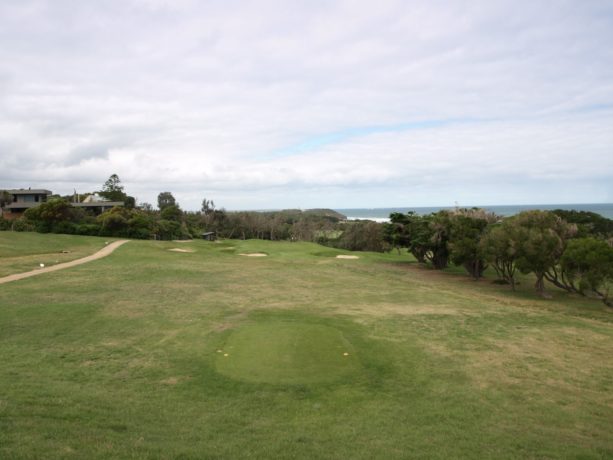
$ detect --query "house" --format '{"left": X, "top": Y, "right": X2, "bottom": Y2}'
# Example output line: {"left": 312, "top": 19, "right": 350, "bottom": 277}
{"left": 0, "top": 188, "right": 124, "bottom": 219}
{"left": 0, "top": 189, "right": 52, "bottom": 220}
{"left": 72, "top": 193, "right": 124, "bottom": 215}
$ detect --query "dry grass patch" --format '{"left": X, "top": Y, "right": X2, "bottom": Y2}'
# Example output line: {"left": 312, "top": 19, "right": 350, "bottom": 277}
{"left": 335, "top": 302, "right": 464, "bottom": 317}
{"left": 466, "top": 327, "right": 613, "bottom": 395}
{"left": 160, "top": 377, "right": 181, "bottom": 385}
{"left": 102, "top": 301, "right": 147, "bottom": 319}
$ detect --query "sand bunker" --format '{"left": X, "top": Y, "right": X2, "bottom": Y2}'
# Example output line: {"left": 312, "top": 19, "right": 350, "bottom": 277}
{"left": 336, "top": 255, "right": 359, "bottom": 259}
{"left": 238, "top": 253, "right": 268, "bottom": 257}
{"left": 173, "top": 240, "right": 193, "bottom": 243}
{"left": 168, "top": 248, "right": 195, "bottom": 253}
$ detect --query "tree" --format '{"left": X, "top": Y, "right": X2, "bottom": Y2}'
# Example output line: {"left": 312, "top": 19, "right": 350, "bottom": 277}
{"left": 99, "top": 174, "right": 126, "bottom": 202}
{"left": 383, "top": 212, "right": 434, "bottom": 263}
{"left": 384, "top": 213, "right": 413, "bottom": 254}
{"left": 157, "top": 192, "right": 177, "bottom": 210}
{"left": 0, "top": 190, "right": 11, "bottom": 208}
{"left": 551, "top": 209, "right": 613, "bottom": 239}
{"left": 558, "top": 238, "right": 613, "bottom": 307}
{"left": 448, "top": 209, "right": 497, "bottom": 279}
{"left": 24, "top": 198, "right": 78, "bottom": 233}
{"left": 139, "top": 202, "right": 154, "bottom": 212}
{"left": 201, "top": 198, "right": 215, "bottom": 215}
{"left": 124, "top": 195, "right": 136, "bottom": 209}
{"left": 160, "top": 204, "right": 183, "bottom": 222}
{"left": 426, "top": 211, "right": 452, "bottom": 269}
{"left": 511, "top": 211, "right": 576, "bottom": 297}
{"left": 337, "top": 221, "right": 388, "bottom": 252}
{"left": 480, "top": 222, "right": 519, "bottom": 290}
{"left": 97, "top": 207, "right": 129, "bottom": 236}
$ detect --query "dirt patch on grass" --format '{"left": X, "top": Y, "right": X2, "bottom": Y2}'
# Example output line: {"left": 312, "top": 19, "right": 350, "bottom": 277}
{"left": 336, "top": 255, "right": 360, "bottom": 259}
{"left": 168, "top": 248, "right": 195, "bottom": 253}
{"left": 239, "top": 253, "right": 268, "bottom": 257}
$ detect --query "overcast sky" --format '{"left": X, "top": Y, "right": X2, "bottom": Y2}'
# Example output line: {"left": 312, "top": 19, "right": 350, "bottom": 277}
{"left": 1, "top": 0, "right": 612, "bottom": 210}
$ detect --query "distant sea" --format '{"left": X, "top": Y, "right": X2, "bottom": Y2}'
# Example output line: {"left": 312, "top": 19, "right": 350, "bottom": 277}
{"left": 335, "top": 203, "right": 613, "bottom": 222}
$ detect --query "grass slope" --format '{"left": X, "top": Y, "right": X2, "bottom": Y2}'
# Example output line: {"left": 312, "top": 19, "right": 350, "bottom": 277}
{"left": 0, "top": 234, "right": 611, "bottom": 459}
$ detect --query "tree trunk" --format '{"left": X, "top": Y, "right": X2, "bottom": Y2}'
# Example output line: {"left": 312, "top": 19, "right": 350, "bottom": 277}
{"left": 535, "top": 274, "right": 550, "bottom": 298}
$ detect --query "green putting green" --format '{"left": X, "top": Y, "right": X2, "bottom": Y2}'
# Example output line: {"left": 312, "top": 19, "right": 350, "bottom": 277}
{"left": 215, "top": 321, "right": 361, "bottom": 384}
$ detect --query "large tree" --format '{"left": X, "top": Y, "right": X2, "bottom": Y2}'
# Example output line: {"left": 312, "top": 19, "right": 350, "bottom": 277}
{"left": 480, "top": 223, "right": 519, "bottom": 290}
{"left": 0, "top": 190, "right": 11, "bottom": 208}
{"left": 384, "top": 212, "right": 441, "bottom": 264}
{"left": 201, "top": 198, "right": 215, "bottom": 215}
{"left": 511, "top": 211, "right": 576, "bottom": 297}
{"left": 448, "top": 209, "right": 498, "bottom": 279}
{"left": 157, "top": 192, "right": 177, "bottom": 210}
{"left": 99, "top": 174, "right": 127, "bottom": 202}
{"left": 24, "top": 198, "right": 79, "bottom": 233}
{"left": 557, "top": 238, "right": 613, "bottom": 307}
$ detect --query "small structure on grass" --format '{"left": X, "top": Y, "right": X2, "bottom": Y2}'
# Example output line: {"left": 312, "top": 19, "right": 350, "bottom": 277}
{"left": 201, "top": 231, "right": 216, "bottom": 241}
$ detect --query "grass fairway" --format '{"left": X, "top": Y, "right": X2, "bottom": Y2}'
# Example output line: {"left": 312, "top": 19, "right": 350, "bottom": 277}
{"left": 0, "top": 232, "right": 612, "bottom": 459}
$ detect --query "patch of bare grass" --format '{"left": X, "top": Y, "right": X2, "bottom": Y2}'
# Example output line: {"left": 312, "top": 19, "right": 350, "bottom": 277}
{"left": 465, "top": 327, "right": 612, "bottom": 395}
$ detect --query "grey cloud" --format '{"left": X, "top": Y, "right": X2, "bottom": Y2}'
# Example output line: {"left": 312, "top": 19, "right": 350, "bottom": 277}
{"left": 0, "top": 0, "right": 612, "bottom": 209}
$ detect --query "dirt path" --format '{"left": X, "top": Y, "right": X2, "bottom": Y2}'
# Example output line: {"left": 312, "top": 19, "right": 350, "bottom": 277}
{"left": 0, "top": 240, "right": 129, "bottom": 285}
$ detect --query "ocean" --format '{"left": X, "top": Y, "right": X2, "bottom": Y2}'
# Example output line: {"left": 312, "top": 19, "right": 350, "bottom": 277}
{"left": 335, "top": 203, "right": 613, "bottom": 221}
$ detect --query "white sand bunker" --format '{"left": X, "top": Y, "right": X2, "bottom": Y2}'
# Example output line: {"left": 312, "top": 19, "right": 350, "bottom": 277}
{"left": 239, "top": 253, "right": 268, "bottom": 257}
{"left": 173, "top": 240, "right": 193, "bottom": 243}
{"left": 169, "top": 248, "right": 195, "bottom": 253}
{"left": 336, "top": 255, "right": 359, "bottom": 259}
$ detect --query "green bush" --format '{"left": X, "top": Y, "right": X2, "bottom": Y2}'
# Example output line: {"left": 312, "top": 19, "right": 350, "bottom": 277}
{"left": 76, "top": 223, "right": 101, "bottom": 236}
{"left": 52, "top": 221, "right": 77, "bottom": 235}
{"left": 0, "top": 217, "right": 11, "bottom": 231}
{"left": 11, "top": 218, "right": 34, "bottom": 232}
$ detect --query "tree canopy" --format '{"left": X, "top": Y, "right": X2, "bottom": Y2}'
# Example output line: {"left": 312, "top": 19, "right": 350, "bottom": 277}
{"left": 99, "top": 174, "right": 126, "bottom": 202}
{"left": 157, "top": 192, "right": 177, "bottom": 210}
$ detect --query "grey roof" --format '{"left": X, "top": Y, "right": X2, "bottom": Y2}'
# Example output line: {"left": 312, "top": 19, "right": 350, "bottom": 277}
{"left": 72, "top": 202, "right": 124, "bottom": 208}
{"left": 6, "top": 189, "right": 52, "bottom": 195}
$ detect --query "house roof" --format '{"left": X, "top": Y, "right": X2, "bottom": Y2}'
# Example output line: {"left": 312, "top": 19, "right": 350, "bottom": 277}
{"left": 6, "top": 189, "right": 52, "bottom": 195}
{"left": 73, "top": 202, "right": 124, "bottom": 208}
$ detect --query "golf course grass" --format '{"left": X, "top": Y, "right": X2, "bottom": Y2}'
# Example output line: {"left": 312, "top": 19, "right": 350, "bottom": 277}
{"left": 0, "top": 232, "right": 118, "bottom": 278}
{"left": 0, "top": 232, "right": 611, "bottom": 459}
{"left": 216, "top": 320, "right": 360, "bottom": 384}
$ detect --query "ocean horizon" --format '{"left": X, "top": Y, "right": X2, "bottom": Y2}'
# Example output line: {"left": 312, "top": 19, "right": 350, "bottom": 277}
{"left": 335, "top": 203, "right": 613, "bottom": 221}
